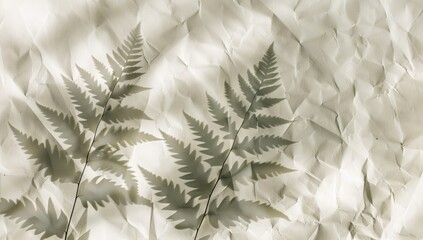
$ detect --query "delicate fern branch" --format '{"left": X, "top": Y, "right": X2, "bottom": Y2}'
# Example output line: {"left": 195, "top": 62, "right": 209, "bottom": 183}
{"left": 160, "top": 130, "right": 214, "bottom": 199}
{"left": 9, "top": 125, "right": 79, "bottom": 183}
{"left": 63, "top": 66, "right": 121, "bottom": 239}
{"left": 64, "top": 23, "right": 152, "bottom": 239}
{"left": 194, "top": 44, "right": 287, "bottom": 239}
{"left": 63, "top": 76, "right": 100, "bottom": 131}
{"left": 140, "top": 43, "right": 294, "bottom": 239}
{"left": 193, "top": 73, "right": 265, "bottom": 238}
{"left": 36, "top": 103, "right": 90, "bottom": 160}
{"left": 0, "top": 197, "right": 68, "bottom": 239}
{"left": 6, "top": 23, "right": 155, "bottom": 240}
{"left": 139, "top": 167, "right": 201, "bottom": 230}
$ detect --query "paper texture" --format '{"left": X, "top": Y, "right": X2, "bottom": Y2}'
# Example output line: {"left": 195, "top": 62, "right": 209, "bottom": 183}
{"left": 1, "top": 0, "right": 423, "bottom": 239}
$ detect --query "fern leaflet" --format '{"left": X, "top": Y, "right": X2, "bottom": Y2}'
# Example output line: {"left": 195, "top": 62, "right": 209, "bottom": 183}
{"left": 102, "top": 105, "right": 150, "bottom": 124}
{"left": 0, "top": 197, "right": 67, "bottom": 239}
{"left": 36, "top": 103, "right": 90, "bottom": 159}
{"left": 78, "top": 177, "right": 146, "bottom": 210}
{"left": 63, "top": 76, "right": 99, "bottom": 130}
{"left": 161, "top": 131, "right": 214, "bottom": 199}
{"left": 183, "top": 113, "right": 229, "bottom": 166}
{"left": 206, "top": 93, "right": 237, "bottom": 139}
{"left": 95, "top": 126, "right": 158, "bottom": 149}
{"left": 10, "top": 125, "right": 79, "bottom": 183}
{"left": 76, "top": 65, "right": 109, "bottom": 107}
{"left": 140, "top": 167, "right": 201, "bottom": 230}
{"left": 234, "top": 135, "right": 294, "bottom": 157}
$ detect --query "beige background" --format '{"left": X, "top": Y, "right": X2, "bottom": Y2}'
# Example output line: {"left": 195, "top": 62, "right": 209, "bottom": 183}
{"left": 1, "top": 0, "right": 423, "bottom": 239}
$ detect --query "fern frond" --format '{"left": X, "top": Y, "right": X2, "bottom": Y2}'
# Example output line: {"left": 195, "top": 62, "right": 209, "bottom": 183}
{"left": 88, "top": 146, "right": 131, "bottom": 178}
{"left": 257, "top": 84, "right": 281, "bottom": 96}
{"left": 251, "top": 97, "right": 284, "bottom": 112}
{"left": 243, "top": 114, "right": 290, "bottom": 129}
{"left": 224, "top": 82, "right": 247, "bottom": 118}
{"left": 36, "top": 103, "right": 90, "bottom": 159}
{"left": 102, "top": 105, "right": 150, "bottom": 124}
{"left": 79, "top": 177, "right": 146, "bottom": 210}
{"left": 111, "top": 83, "right": 149, "bottom": 100}
{"left": 63, "top": 76, "right": 99, "bottom": 130}
{"left": 10, "top": 125, "right": 79, "bottom": 183}
{"left": 234, "top": 135, "right": 294, "bottom": 157}
{"left": 221, "top": 161, "right": 294, "bottom": 189}
{"left": 238, "top": 75, "right": 255, "bottom": 102}
{"left": 92, "top": 57, "right": 114, "bottom": 88}
{"left": 241, "top": 44, "right": 283, "bottom": 113}
{"left": 76, "top": 65, "right": 109, "bottom": 107}
{"left": 107, "top": 54, "right": 123, "bottom": 77}
{"left": 139, "top": 167, "right": 201, "bottom": 230}
{"left": 144, "top": 43, "right": 293, "bottom": 237}
{"left": 254, "top": 43, "right": 278, "bottom": 84}
{"left": 246, "top": 70, "right": 260, "bottom": 91}
{"left": 206, "top": 93, "right": 236, "bottom": 138}
{"left": 251, "top": 162, "right": 295, "bottom": 180}
{"left": 95, "top": 126, "right": 158, "bottom": 149}
{"left": 108, "top": 24, "right": 145, "bottom": 82}
{"left": 0, "top": 197, "right": 67, "bottom": 239}
{"left": 183, "top": 113, "right": 228, "bottom": 166}
{"left": 208, "top": 197, "right": 286, "bottom": 228}
{"left": 220, "top": 161, "right": 250, "bottom": 190}
{"left": 160, "top": 131, "right": 213, "bottom": 199}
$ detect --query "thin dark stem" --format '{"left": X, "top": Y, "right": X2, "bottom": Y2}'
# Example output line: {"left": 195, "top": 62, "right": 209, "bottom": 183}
{"left": 64, "top": 78, "right": 120, "bottom": 239}
{"left": 193, "top": 81, "right": 264, "bottom": 240}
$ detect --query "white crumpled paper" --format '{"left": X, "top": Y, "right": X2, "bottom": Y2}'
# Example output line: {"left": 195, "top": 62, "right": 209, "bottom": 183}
{"left": 1, "top": 0, "right": 423, "bottom": 239}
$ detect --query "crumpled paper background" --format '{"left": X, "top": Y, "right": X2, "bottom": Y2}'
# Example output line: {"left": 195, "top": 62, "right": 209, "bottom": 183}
{"left": 2, "top": 0, "right": 423, "bottom": 239}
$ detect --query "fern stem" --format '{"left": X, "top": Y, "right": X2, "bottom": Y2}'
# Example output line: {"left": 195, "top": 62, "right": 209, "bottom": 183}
{"left": 64, "top": 78, "right": 120, "bottom": 239}
{"left": 194, "top": 80, "right": 265, "bottom": 240}
{"left": 63, "top": 26, "right": 145, "bottom": 239}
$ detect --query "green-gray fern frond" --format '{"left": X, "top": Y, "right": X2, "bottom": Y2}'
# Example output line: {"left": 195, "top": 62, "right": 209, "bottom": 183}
{"left": 206, "top": 93, "right": 236, "bottom": 139}
{"left": 220, "top": 161, "right": 250, "bottom": 190}
{"left": 160, "top": 131, "right": 214, "bottom": 199}
{"left": 0, "top": 197, "right": 68, "bottom": 239}
{"left": 36, "top": 103, "right": 90, "bottom": 159}
{"left": 139, "top": 167, "right": 201, "bottom": 230}
{"left": 111, "top": 83, "right": 149, "bottom": 100}
{"left": 221, "top": 161, "right": 295, "bottom": 190}
{"left": 142, "top": 44, "right": 294, "bottom": 238}
{"left": 78, "top": 177, "right": 144, "bottom": 210}
{"left": 63, "top": 21, "right": 156, "bottom": 220}
{"left": 102, "top": 105, "right": 150, "bottom": 124}
{"left": 93, "top": 57, "right": 113, "bottom": 87}
{"left": 63, "top": 76, "right": 100, "bottom": 131}
{"left": 234, "top": 135, "right": 294, "bottom": 157}
{"left": 105, "top": 23, "right": 145, "bottom": 82}
{"left": 88, "top": 146, "right": 130, "bottom": 177}
{"left": 76, "top": 65, "right": 109, "bottom": 107}
{"left": 9, "top": 23, "right": 155, "bottom": 239}
{"left": 224, "top": 82, "right": 247, "bottom": 118}
{"left": 251, "top": 161, "right": 295, "bottom": 180}
{"left": 183, "top": 113, "right": 228, "bottom": 167}
{"left": 243, "top": 114, "right": 289, "bottom": 129}
{"left": 10, "top": 125, "right": 79, "bottom": 183}
{"left": 95, "top": 126, "right": 158, "bottom": 149}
